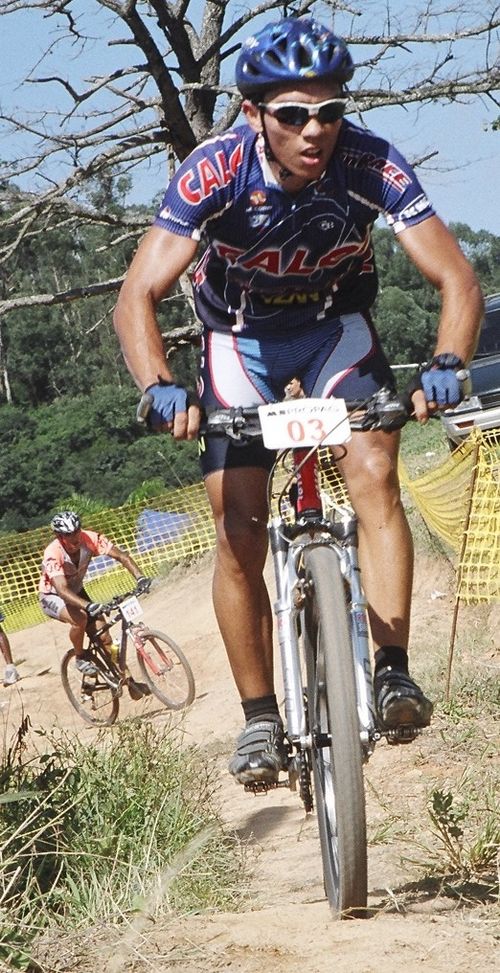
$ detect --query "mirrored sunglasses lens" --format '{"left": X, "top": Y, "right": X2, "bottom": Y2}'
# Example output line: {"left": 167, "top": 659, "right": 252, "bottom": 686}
{"left": 272, "top": 106, "right": 308, "bottom": 126}
{"left": 318, "top": 102, "right": 345, "bottom": 123}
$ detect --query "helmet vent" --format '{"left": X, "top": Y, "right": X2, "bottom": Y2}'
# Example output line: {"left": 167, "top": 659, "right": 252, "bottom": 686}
{"left": 298, "top": 45, "right": 312, "bottom": 69}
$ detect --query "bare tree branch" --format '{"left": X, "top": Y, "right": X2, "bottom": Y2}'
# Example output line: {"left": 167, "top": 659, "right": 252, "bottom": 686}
{"left": 1, "top": 0, "right": 499, "bottom": 327}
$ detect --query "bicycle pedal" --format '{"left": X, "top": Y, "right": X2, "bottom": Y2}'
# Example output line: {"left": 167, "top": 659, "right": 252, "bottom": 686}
{"left": 243, "top": 780, "right": 278, "bottom": 795}
{"left": 243, "top": 776, "right": 290, "bottom": 795}
{"left": 386, "top": 725, "right": 421, "bottom": 745}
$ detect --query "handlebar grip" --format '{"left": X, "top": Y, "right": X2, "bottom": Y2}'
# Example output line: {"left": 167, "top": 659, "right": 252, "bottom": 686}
{"left": 456, "top": 368, "right": 472, "bottom": 398}
{"left": 136, "top": 392, "right": 154, "bottom": 424}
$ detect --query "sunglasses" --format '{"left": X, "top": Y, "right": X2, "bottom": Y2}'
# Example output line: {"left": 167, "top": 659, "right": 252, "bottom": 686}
{"left": 259, "top": 98, "right": 347, "bottom": 127}
{"left": 59, "top": 530, "right": 81, "bottom": 542}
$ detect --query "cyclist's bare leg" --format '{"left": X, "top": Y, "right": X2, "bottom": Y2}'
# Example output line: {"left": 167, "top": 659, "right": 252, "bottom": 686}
{"left": 333, "top": 428, "right": 432, "bottom": 729}
{"left": 332, "top": 428, "right": 413, "bottom": 651}
{"left": 204, "top": 466, "right": 275, "bottom": 701}
{"left": 56, "top": 605, "right": 88, "bottom": 657}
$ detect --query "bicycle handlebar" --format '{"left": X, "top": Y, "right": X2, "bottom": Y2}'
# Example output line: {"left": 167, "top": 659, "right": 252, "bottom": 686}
{"left": 94, "top": 586, "right": 148, "bottom": 616}
{"left": 200, "top": 388, "right": 412, "bottom": 441}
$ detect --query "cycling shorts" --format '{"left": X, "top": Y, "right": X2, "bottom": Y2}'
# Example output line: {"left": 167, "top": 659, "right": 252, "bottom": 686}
{"left": 198, "top": 311, "right": 395, "bottom": 476}
{"left": 40, "top": 591, "right": 87, "bottom": 620}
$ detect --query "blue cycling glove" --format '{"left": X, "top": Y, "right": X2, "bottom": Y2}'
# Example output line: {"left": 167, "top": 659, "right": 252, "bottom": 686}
{"left": 144, "top": 381, "right": 188, "bottom": 427}
{"left": 419, "top": 354, "right": 466, "bottom": 407}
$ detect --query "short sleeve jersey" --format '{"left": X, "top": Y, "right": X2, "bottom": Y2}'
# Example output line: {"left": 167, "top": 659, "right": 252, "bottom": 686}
{"left": 154, "top": 119, "right": 434, "bottom": 336}
{"left": 39, "top": 530, "right": 114, "bottom": 596}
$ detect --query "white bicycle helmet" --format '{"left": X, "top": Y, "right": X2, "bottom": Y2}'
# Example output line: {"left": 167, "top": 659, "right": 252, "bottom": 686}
{"left": 51, "top": 510, "right": 81, "bottom": 535}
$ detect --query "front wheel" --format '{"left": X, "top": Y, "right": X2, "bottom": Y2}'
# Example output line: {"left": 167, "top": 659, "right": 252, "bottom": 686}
{"left": 303, "top": 545, "right": 367, "bottom": 917}
{"left": 61, "top": 647, "right": 120, "bottom": 726}
{"left": 135, "top": 629, "right": 195, "bottom": 710}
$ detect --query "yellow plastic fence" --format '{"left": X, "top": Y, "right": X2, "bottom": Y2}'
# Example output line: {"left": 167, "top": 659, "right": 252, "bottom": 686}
{"left": 1, "top": 429, "right": 498, "bottom": 633}
{"left": 400, "top": 428, "right": 500, "bottom": 604}
{"left": 0, "top": 483, "right": 215, "bottom": 633}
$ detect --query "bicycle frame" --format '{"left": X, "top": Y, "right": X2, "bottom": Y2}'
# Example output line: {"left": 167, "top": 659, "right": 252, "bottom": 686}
{"left": 62, "top": 587, "right": 196, "bottom": 725}
{"left": 269, "top": 442, "right": 377, "bottom": 774}
{"left": 91, "top": 603, "right": 155, "bottom": 678}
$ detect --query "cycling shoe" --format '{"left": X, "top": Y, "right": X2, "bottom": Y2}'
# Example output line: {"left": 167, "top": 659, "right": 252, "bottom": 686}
{"left": 375, "top": 666, "right": 433, "bottom": 731}
{"left": 228, "top": 718, "right": 288, "bottom": 785}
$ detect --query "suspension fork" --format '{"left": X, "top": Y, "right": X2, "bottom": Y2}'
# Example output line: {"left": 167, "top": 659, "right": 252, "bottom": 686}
{"left": 269, "top": 518, "right": 307, "bottom": 741}
{"left": 341, "top": 530, "right": 377, "bottom": 752}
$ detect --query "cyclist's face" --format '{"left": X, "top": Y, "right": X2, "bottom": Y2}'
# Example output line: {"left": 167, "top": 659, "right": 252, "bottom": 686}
{"left": 243, "top": 80, "right": 344, "bottom": 189}
{"left": 58, "top": 530, "right": 81, "bottom": 553}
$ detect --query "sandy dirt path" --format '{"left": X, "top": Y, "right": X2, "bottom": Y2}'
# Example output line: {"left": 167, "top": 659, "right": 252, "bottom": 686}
{"left": 1, "top": 552, "right": 498, "bottom": 973}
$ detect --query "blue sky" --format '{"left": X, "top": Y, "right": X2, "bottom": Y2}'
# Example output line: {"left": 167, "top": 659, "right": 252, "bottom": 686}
{"left": 1, "top": 2, "right": 499, "bottom": 234}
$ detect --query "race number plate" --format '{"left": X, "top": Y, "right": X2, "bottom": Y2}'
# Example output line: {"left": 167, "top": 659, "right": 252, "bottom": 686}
{"left": 120, "top": 596, "right": 143, "bottom": 622}
{"left": 258, "top": 398, "right": 351, "bottom": 450}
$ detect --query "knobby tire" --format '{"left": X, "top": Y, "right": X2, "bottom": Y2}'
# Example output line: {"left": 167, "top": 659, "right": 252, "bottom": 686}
{"left": 61, "top": 646, "right": 119, "bottom": 726}
{"left": 135, "top": 629, "right": 195, "bottom": 709}
{"left": 303, "top": 545, "right": 367, "bottom": 917}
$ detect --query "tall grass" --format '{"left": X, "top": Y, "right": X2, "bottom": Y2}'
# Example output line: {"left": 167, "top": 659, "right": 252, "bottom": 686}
{"left": 401, "top": 647, "right": 499, "bottom": 900}
{"left": 0, "top": 719, "right": 245, "bottom": 970}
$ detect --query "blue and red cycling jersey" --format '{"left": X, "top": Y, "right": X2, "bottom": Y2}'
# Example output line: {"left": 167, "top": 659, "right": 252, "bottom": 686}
{"left": 154, "top": 119, "right": 434, "bottom": 335}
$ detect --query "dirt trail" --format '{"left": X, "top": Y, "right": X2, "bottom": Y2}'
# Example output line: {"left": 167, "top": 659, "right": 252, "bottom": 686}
{"left": 2, "top": 552, "right": 498, "bottom": 972}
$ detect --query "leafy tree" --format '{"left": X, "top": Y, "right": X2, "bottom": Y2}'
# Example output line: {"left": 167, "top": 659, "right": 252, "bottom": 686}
{"left": 373, "top": 285, "right": 434, "bottom": 365}
{"left": 0, "top": 386, "right": 199, "bottom": 531}
{"left": 1, "top": 0, "right": 498, "bottom": 328}
{"left": 450, "top": 224, "right": 500, "bottom": 297}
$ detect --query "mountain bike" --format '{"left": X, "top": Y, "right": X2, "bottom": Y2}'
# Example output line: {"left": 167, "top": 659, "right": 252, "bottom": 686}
{"left": 61, "top": 586, "right": 195, "bottom": 726}
{"left": 203, "top": 387, "right": 416, "bottom": 918}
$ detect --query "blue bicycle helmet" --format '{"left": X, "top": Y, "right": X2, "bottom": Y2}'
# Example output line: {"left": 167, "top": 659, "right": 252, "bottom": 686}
{"left": 236, "top": 17, "right": 354, "bottom": 99}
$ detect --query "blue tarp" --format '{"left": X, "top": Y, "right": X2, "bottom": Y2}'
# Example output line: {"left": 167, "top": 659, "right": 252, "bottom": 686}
{"left": 135, "top": 508, "right": 194, "bottom": 553}
{"left": 85, "top": 509, "right": 194, "bottom": 577}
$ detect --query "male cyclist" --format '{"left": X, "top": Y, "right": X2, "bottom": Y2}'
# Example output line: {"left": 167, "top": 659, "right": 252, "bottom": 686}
{"left": 39, "top": 511, "right": 151, "bottom": 676}
{"left": 113, "top": 17, "right": 482, "bottom": 784}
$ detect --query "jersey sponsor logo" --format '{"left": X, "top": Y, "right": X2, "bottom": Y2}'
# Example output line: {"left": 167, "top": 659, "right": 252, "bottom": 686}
{"left": 178, "top": 143, "right": 244, "bottom": 204}
{"left": 395, "top": 194, "right": 431, "bottom": 222}
{"left": 249, "top": 190, "right": 267, "bottom": 206}
{"left": 213, "top": 236, "right": 370, "bottom": 275}
{"left": 246, "top": 189, "right": 272, "bottom": 229}
{"left": 343, "top": 148, "right": 411, "bottom": 191}
{"left": 248, "top": 210, "right": 272, "bottom": 229}
{"left": 260, "top": 291, "right": 322, "bottom": 305}
{"left": 158, "top": 206, "right": 191, "bottom": 229}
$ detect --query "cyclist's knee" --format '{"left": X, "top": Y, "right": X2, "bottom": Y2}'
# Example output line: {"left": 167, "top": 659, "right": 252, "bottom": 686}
{"left": 215, "top": 518, "right": 268, "bottom": 574}
{"left": 349, "top": 446, "right": 400, "bottom": 499}
{"left": 63, "top": 605, "right": 87, "bottom": 629}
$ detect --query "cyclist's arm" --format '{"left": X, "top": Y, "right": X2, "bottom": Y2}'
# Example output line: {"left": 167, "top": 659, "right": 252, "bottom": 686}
{"left": 52, "top": 576, "right": 89, "bottom": 611}
{"left": 108, "top": 544, "right": 144, "bottom": 582}
{"left": 396, "top": 215, "right": 483, "bottom": 420}
{"left": 113, "top": 226, "right": 199, "bottom": 438}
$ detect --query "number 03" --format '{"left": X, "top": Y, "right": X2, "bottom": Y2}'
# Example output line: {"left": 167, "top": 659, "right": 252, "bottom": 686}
{"left": 287, "top": 418, "right": 325, "bottom": 443}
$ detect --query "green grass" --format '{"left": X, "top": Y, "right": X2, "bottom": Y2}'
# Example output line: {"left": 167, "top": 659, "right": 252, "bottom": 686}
{"left": 0, "top": 720, "right": 245, "bottom": 970}
{"left": 400, "top": 417, "right": 450, "bottom": 477}
{"left": 399, "top": 645, "right": 500, "bottom": 901}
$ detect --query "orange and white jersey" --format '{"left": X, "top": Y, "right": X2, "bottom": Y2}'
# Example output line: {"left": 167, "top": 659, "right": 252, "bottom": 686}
{"left": 39, "top": 530, "right": 113, "bottom": 595}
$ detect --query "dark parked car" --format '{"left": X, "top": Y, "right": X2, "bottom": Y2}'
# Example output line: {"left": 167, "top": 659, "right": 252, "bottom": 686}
{"left": 440, "top": 293, "right": 500, "bottom": 447}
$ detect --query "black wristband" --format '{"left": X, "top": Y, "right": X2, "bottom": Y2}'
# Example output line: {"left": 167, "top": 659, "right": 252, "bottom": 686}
{"left": 424, "top": 353, "right": 465, "bottom": 371}
{"left": 144, "top": 378, "right": 174, "bottom": 393}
